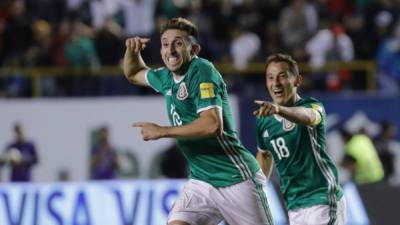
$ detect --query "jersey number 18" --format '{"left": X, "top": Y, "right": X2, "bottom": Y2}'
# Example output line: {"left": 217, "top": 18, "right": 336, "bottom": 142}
{"left": 270, "top": 137, "right": 290, "bottom": 160}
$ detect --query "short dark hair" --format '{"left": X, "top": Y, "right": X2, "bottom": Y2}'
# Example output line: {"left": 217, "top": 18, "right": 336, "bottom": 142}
{"left": 13, "top": 123, "right": 21, "bottom": 132}
{"left": 160, "top": 17, "right": 199, "bottom": 41}
{"left": 265, "top": 53, "right": 299, "bottom": 76}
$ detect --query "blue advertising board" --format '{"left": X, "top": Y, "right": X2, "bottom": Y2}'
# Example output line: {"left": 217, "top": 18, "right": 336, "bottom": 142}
{"left": 0, "top": 180, "right": 367, "bottom": 225}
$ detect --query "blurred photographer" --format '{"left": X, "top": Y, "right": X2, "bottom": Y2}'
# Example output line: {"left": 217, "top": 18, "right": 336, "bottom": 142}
{"left": 1, "top": 123, "right": 39, "bottom": 182}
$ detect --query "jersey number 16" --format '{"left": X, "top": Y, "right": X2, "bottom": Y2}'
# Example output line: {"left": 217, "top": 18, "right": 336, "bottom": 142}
{"left": 170, "top": 104, "right": 182, "bottom": 126}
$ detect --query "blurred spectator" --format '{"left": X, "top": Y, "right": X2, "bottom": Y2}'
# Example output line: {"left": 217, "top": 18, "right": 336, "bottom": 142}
{"left": 94, "top": 17, "right": 125, "bottom": 95}
{"left": 325, "top": 0, "right": 353, "bottom": 16}
{"left": 140, "top": 17, "right": 164, "bottom": 65}
{"left": 94, "top": 17, "right": 124, "bottom": 66}
{"left": 340, "top": 128, "right": 385, "bottom": 185}
{"left": 90, "top": 126, "right": 119, "bottom": 180}
{"left": 1, "top": 0, "right": 32, "bottom": 66}
{"left": 1, "top": 123, "right": 39, "bottom": 182}
{"left": 306, "top": 20, "right": 354, "bottom": 91}
{"left": 343, "top": 13, "right": 373, "bottom": 59}
{"left": 258, "top": 0, "right": 286, "bottom": 24}
{"left": 371, "top": 0, "right": 397, "bottom": 44}
{"left": 0, "top": 0, "right": 33, "bottom": 97}
{"left": 25, "top": 20, "right": 54, "bottom": 66}
{"left": 376, "top": 20, "right": 400, "bottom": 94}
{"left": 119, "top": 0, "right": 156, "bottom": 37}
{"left": 63, "top": 19, "right": 99, "bottom": 95}
{"left": 279, "top": 0, "right": 318, "bottom": 53}
{"left": 64, "top": 20, "right": 99, "bottom": 70}
{"left": 155, "top": 0, "right": 190, "bottom": 20}
{"left": 186, "top": 0, "right": 218, "bottom": 61}
{"left": 25, "top": 0, "right": 67, "bottom": 25}
{"left": 261, "top": 21, "right": 283, "bottom": 57}
{"left": 229, "top": 26, "right": 261, "bottom": 70}
{"left": 375, "top": 122, "right": 400, "bottom": 185}
{"left": 89, "top": 0, "right": 119, "bottom": 30}
{"left": 25, "top": 20, "right": 58, "bottom": 96}
{"left": 306, "top": 21, "right": 354, "bottom": 68}
{"left": 233, "top": 0, "right": 262, "bottom": 34}
{"left": 66, "top": 0, "right": 85, "bottom": 12}
{"left": 53, "top": 17, "right": 70, "bottom": 67}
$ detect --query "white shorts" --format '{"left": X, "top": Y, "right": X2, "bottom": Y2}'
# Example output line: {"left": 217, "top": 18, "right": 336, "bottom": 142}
{"left": 168, "top": 170, "right": 274, "bottom": 225}
{"left": 288, "top": 197, "right": 346, "bottom": 225}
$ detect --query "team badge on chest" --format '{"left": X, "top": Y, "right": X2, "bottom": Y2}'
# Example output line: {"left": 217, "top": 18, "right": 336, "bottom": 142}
{"left": 274, "top": 114, "right": 296, "bottom": 131}
{"left": 177, "top": 82, "right": 189, "bottom": 100}
{"left": 283, "top": 119, "right": 295, "bottom": 131}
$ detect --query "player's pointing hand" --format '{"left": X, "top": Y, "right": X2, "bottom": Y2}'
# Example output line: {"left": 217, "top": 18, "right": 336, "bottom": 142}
{"left": 253, "top": 100, "right": 280, "bottom": 116}
{"left": 125, "top": 37, "right": 150, "bottom": 54}
{"left": 133, "top": 122, "right": 165, "bottom": 141}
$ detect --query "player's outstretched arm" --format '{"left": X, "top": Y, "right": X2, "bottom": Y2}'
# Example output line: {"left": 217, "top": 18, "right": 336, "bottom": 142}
{"left": 123, "top": 37, "right": 151, "bottom": 86}
{"left": 133, "top": 108, "right": 223, "bottom": 141}
{"left": 165, "top": 108, "right": 223, "bottom": 138}
{"left": 256, "top": 150, "right": 274, "bottom": 179}
{"left": 254, "top": 100, "right": 321, "bottom": 126}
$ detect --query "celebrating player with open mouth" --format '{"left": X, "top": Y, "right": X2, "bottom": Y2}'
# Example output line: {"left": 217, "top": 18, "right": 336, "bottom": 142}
{"left": 123, "top": 17, "right": 274, "bottom": 225}
{"left": 255, "top": 53, "right": 346, "bottom": 225}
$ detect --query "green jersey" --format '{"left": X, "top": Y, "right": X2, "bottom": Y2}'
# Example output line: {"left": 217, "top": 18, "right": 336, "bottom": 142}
{"left": 146, "top": 57, "right": 260, "bottom": 187}
{"left": 256, "top": 97, "right": 343, "bottom": 210}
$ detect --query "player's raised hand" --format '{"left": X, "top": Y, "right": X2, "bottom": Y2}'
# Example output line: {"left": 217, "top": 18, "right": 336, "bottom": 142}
{"left": 133, "top": 122, "right": 165, "bottom": 141}
{"left": 253, "top": 100, "right": 280, "bottom": 116}
{"left": 125, "top": 37, "right": 150, "bottom": 54}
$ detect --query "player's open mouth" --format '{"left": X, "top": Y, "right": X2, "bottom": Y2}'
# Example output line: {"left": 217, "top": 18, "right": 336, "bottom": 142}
{"left": 273, "top": 89, "right": 284, "bottom": 96}
{"left": 168, "top": 57, "right": 180, "bottom": 66}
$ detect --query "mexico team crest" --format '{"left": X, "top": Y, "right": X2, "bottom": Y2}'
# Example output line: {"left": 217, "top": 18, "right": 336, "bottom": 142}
{"left": 177, "top": 82, "right": 188, "bottom": 100}
{"left": 283, "top": 119, "right": 295, "bottom": 131}
{"left": 274, "top": 115, "right": 295, "bottom": 131}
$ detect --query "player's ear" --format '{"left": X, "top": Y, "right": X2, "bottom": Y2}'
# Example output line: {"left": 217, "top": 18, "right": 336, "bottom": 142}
{"left": 294, "top": 75, "right": 302, "bottom": 87}
{"left": 191, "top": 43, "right": 201, "bottom": 56}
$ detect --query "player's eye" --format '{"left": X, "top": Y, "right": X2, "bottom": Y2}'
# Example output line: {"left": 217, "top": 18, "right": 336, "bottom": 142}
{"left": 279, "top": 73, "right": 288, "bottom": 79}
{"left": 162, "top": 42, "right": 169, "bottom": 48}
{"left": 175, "top": 41, "right": 183, "bottom": 47}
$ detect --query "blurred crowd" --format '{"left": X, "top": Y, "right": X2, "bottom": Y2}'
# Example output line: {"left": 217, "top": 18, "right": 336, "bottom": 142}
{"left": 0, "top": 0, "right": 400, "bottom": 97}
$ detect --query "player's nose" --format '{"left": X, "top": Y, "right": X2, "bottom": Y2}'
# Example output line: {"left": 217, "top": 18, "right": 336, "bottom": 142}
{"left": 169, "top": 44, "right": 177, "bottom": 54}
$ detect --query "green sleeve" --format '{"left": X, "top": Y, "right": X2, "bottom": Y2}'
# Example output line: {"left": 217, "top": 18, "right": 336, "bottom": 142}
{"left": 146, "top": 67, "right": 170, "bottom": 95}
{"left": 190, "top": 62, "right": 223, "bottom": 113}
{"left": 302, "top": 98, "right": 326, "bottom": 123}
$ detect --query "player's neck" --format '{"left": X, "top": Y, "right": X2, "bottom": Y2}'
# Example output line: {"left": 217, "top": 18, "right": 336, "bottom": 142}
{"left": 173, "top": 73, "right": 186, "bottom": 83}
{"left": 284, "top": 94, "right": 301, "bottom": 106}
{"left": 172, "top": 59, "right": 192, "bottom": 79}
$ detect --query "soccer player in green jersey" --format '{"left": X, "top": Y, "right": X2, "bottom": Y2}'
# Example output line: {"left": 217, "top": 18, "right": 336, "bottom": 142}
{"left": 123, "top": 17, "right": 274, "bottom": 225}
{"left": 254, "top": 54, "right": 346, "bottom": 225}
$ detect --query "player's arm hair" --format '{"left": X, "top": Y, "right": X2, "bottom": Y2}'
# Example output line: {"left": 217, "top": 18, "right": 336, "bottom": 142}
{"left": 277, "top": 106, "right": 321, "bottom": 126}
{"left": 256, "top": 150, "right": 274, "bottom": 179}
{"left": 123, "top": 45, "right": 149, "bottom": 86}
{"left": 161, "top": 107, "right": 223, "bottom": 139}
